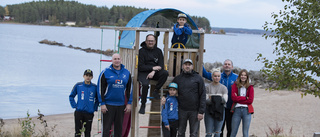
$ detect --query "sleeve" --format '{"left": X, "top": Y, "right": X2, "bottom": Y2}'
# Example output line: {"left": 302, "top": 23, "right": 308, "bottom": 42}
{"left": 202, "top": 66, "right": 212, "bottom": 81}
{"left": 183, "top": 24, "right": 192, "bottom": 35}
{"left": 138, "top": 49, "right": 154, "bottom": 72}
{"left": 241, "top": 86, "right": 254, "bottom": 104}
{"left": 205, "top": 85, "right": 210, "bottom": 100}
{"left": 69, "top": 84, "right": 78, "bottom": 109}
{"left": 94, "top": 86, "right": 100, "bottom": 111}
{"left": 198, "top": 76, "right": 207, "bottom": 114}
{"left": 173, "top": 23, "right": 183, "bottom": 35}
{"left": 97, "top": 71, "right": 108, "bottom": 105}
{"left": 231, "top": 83, "right": 247, "bottom": 103}
{"left": 126, "top": 74, "right": 133, "bottom": 105}
{"left": 161, "top": 99, "right": 170, "bottom": 126}
{"left": 222, "top": 86, "right": 228, "bottom": 103}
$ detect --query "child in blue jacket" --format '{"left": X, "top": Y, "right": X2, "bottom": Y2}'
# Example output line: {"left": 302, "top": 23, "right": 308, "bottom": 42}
{"left": 69, "top": 69, "right": 101, "bottom": 137}
{"left": 162, "top": 82, "right": 179, "bottom": 137}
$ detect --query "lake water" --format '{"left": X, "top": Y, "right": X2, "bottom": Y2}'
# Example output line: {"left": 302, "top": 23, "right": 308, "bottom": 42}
{"left": 0, "top": 24, "right": 275, "bottom": 119}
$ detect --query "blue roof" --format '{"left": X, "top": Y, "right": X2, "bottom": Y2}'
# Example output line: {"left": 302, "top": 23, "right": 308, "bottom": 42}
{"left": 119, "top": 8, "right": 199, "bottom": 49}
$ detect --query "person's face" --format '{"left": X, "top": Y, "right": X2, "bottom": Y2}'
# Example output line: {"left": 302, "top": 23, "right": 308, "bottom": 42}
{"left": 83, "top": 74, "right": 93, "bottom": 83}
{"left": 177, "top": 17, "right": 187, "bottom": 26}
{"left": 112, "top": 54, "right": 121, "bottom": 68}
{"left": 212, "top": 72, "right": 221, "bottom": 83}
{"left": 240, "top": 72, "right": 248, "bottom": 83}
{"left": 168, "top": 88, "right": 177, "bottom": 96}
{"left": 182, "top": 62, "right": 193, "bottom": 73}
{"left": 146, "top": 35, "right": 156, "bottom": 49}
{"left": 223, "top": 60, "right": 233, "bottom": 72}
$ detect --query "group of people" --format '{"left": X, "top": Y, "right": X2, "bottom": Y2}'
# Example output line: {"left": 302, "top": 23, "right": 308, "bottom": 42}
{"left": 68, "top": 12, "right": 255, "bottom": 137}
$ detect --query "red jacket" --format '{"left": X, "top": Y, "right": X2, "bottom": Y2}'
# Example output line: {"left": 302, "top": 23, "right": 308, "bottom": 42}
{"left": 230, "top": 83, "right": 254, "bottom": 114}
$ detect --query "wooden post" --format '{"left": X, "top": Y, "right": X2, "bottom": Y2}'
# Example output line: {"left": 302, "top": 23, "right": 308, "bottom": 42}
{"left": 163, "top": 31, "right": 169, "bottom": 71}
{"left": 131, "top": 30, "right": 140, "bottom": 137}
{"left": 198, "top": 33, "right": 205, "bottom": 76}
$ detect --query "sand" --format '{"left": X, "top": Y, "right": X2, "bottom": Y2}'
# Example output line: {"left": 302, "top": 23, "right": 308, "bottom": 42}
{"left": 2, "top": 88, "right": 320, "bottom": 137}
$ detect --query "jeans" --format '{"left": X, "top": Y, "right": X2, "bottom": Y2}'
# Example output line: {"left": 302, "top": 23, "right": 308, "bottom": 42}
{"left": 230, "top": 107, "right": 252, "bottom": 137}
{"left": 204, "top": 109, "right": 225, "bottom": 137}
{"left": 177, "top": 109, "right": 199, "bottom": 137}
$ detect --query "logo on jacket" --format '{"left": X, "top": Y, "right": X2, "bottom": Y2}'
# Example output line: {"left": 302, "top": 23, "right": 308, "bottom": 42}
{"left": 154, "top": 58, "right": 158, "bottom": 63}
{"left": 113, "top": 79, "right": 124, "bottom": 88}
{"left": 115, "top": 79, "right": 122, "bottom": 84}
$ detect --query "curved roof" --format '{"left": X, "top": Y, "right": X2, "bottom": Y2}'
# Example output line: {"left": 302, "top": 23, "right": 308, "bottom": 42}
{"left": 119, "top": 8, "right": 199, "bottom": 49}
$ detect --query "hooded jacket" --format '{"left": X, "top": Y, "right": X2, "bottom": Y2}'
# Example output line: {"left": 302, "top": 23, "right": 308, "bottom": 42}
{"left": 138, "top": 41, "right": 164, "bottom": 72}
{"left": 230, "top": 83, "right": 254, "bottom": 114}
{"left": 69, "top": 81, "right": 100, "bottom": 114}
{"left": 173, "top": 70, "right": 206, "bottom": 114}
{"left": 171, "top": 23, "right": 192, "bottom": 46}
{"left": 161, "top": 96, "right": 179, "bottom": 126}
{"left": 97, "top": 64, "right": 133, "bottom": 106}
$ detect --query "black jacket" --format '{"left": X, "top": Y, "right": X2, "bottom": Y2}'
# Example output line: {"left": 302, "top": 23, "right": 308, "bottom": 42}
{"left": 138, "top": 41, "right": 164, "bottom": 72}
{"left": 207, "top": 95, "right": 224, "bottom": 121}
{"left": 173, "top": 70, "right": 206, "bottom": 114}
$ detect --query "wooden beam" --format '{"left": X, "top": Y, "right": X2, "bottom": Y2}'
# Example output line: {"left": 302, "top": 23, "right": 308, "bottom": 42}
{"left": 100, "top": 26, "right": 205, "bottom": 34}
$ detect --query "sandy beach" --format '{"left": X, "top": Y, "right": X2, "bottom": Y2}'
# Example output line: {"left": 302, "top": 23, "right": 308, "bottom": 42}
{"left": 2, "top": 88, "right": 320, "bottom": 137}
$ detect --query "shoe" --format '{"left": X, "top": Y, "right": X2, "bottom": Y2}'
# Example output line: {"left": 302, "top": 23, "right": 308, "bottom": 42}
{"left": 139, "top": 104, "right": 146, "bottom": 114}
{"left": 152, "top": 89, "right": 160, "bottom": 100}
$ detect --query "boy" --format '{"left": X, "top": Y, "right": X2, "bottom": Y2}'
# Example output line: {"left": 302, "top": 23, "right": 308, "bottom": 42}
{"left": 171, "top": 13, "right": 192, "bottom": 47}
{"left": 161, "top": 82, "right": 179, "bottom": 137}
{"left": 69, "top": 69, "right": 100, "bottom": 137}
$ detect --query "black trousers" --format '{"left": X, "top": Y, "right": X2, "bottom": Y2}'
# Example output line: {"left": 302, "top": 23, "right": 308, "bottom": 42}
{"left": 74, "top": 110, "right": 94, "bottom": 137}
{"left": 220, "top": 108, "right": 233, "bottom": 137}
{"left": 102, "top": 105, "right": 125, "bottom": 137}
{"left": 162, "top": 120, "right": 179, "bottom": 137}
{"left": 138, "top": 69, "right": 168, "bottom": 104}
{"left": 177, "top": 109, "right": 200, "bottom": 137}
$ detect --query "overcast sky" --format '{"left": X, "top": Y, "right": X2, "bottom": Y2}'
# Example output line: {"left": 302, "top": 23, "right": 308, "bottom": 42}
{"left": 1, "top": 0, "right": 288, "bottom": 29}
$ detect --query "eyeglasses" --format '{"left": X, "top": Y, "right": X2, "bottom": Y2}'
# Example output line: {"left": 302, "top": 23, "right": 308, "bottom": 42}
{"left": 146, "top": 40, "right": 155, "bottom": 43}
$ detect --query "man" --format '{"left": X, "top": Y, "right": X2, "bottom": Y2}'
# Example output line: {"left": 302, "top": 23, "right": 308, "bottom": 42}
{"left": 202, "top": 59, "right": 238, "bottom": 137}
{"left": 173, "top": 59, "right": 206, "bottom": 137}
{"left": 138, "top": 34, "right": 168, "bottom": 114}
{"left": 69, "top": 69, "right": 100, "bottom": 137}
{"left": 97, "top": 53, "right": 133, "bottom": 137}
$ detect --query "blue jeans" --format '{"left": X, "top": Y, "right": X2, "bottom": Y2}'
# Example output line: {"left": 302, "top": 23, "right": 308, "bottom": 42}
{"left": 204, "top": 109, "right": 225, "bottom": 137}
{"left": 230, "top": 107, "right": 252, "bottom": 137}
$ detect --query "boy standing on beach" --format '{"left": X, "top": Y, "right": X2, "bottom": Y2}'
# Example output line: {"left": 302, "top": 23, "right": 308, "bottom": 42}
{"left": 162, "top": 82, "right": 179, "bottom": 137}
{"left": 69, "top": 69, "right": 100, "bottom": 137}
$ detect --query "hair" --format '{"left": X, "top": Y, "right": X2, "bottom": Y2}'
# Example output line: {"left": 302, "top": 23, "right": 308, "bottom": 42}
{"left": 235, "top": 69, "right": 250, "bottom": 88}
{"left": 224, "top": 59, "right": 233, "bottom": 67}
{"left": 210, "top": 68, "right": 221, "bottom": 75}
{"left": 145, "top": 34, "right": 156, "bottom": 41}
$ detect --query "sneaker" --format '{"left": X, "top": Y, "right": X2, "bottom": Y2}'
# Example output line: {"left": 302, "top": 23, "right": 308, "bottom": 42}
{"left": 139, "top": 104, "right": 146, "bottom": 114}
{"left": 152, "top": 89, "right": 160, "bottom": 100}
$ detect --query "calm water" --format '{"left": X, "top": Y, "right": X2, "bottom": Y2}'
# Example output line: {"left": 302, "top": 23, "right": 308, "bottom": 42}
{"left": 0, "top": 24, "right": 275, "bottom": 119}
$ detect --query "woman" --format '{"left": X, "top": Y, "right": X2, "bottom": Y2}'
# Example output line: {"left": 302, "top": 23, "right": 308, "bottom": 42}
{"left": 205, "top": 68, "right": 228, "bottom": 137}
{"left": 230, "top": 69, "right": 254, "bottom": 137}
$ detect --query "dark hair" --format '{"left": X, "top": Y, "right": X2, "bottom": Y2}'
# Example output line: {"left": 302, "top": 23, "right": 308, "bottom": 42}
{"left": 236, "top": 69, "right": 250, "bottom": 88}
{"left": 146, "top": 34, "right": 156, "bottom": 41}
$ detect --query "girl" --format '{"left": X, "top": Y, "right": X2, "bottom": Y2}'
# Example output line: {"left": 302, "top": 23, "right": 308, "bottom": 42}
{"left": 230, "top": 69, "right": 254, "bottom": 137}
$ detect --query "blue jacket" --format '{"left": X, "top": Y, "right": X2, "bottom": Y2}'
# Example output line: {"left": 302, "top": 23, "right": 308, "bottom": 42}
{"left": 161, "top": 96, "right": 179, "bottom": 126}
{"left": 69, "top": 81, "right": 100, "bottom": 114}
{"left": 97, "top": 64, "right": 133, "bottom": 106}
{"left": 202, "top": 66, "right": 238, "bottom": 109}
{"left": 171, "top": 23, "right": 192, "bottom": 46}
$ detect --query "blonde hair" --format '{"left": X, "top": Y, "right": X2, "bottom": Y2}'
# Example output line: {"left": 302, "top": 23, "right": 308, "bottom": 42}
{"left": 210, "top": 68, "right": 221, "bottom": 75}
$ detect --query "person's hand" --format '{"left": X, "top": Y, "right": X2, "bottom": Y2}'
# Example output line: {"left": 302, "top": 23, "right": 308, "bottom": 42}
{"left": 197, "top": 113, "right": 204, "bottom": 121}
{"left": 124, "top": 104, "right": 132, "bottom": 113}
{"left": 101, "top": 105, "right": 108, "bottom": 114}
{"left": 161, "top": 96, "right": 166, "bottom": 105}
{"left": 146, "top": 71, "right": 155, "bottom": 79}
{"left": 165, "top": 125, "right": 170, "bottom": 130}
{"left": 153, "top": 66, "right": 161, "bottom": 71}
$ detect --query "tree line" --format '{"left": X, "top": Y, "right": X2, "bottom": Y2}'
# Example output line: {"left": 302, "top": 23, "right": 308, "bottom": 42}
{"left": 0, "top": 0, "right": 211, "bottom": 32}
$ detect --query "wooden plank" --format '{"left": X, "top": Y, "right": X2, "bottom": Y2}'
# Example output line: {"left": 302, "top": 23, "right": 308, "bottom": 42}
{"left": 163, "top": 32, "right": 169, "bottom": 71}
{"left": 100, "top": 26, "right": 205, "bottom": 34}
{"left": 176, "top": 52, "right": 182, "bottom": 76}
{"left": 168, "top": 48, "right": 199, "bottom": 52}
{"left": 168, "top": 52, "right": 174, "bottom": 77}
{"left": 198, "top": 33, "right": 205, "bottom": 76}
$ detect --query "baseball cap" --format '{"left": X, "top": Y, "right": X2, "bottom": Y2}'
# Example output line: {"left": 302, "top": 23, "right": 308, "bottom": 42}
{"left": 168, "top": 82, "right": 178, "bottom": 89}
{"left": 183, "top": 59, "right": 193, "bottom": 65}
{"left": 84, "top": 69, "right": 93, "bottom": 76}
{"left": 178, "top": 13, "right": 187, "bottom": 18}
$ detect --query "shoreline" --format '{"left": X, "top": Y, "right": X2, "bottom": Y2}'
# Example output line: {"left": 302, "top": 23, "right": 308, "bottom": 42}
{"left": 3, "top": 88, "right": 320, "bottom": 137}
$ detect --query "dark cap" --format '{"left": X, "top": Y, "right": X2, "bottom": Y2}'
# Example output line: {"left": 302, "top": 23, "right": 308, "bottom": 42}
{"left": 183, "top": 59, "right": 193, "bottom": 65}
{"left": 84, "top": 69, "right": 93, "bottom": 76}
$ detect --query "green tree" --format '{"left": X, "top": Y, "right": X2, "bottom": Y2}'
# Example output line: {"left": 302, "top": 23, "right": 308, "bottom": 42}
{"left": 257, "top": 0, "right": 320, "bottom": 97}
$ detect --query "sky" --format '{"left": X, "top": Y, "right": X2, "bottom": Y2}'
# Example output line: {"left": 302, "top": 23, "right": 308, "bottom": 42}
{"left": 1, "top": 0, "right": 288, "bottom": 29}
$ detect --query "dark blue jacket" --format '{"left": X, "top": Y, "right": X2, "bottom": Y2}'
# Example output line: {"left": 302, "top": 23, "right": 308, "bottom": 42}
{"left": 171, "top": 23, "right": 192, "bottom": 46}
{"left": 162, "top": 96, "right": 179, "bottom": 126}
{"left": 69, "top": 81, "right": 100, "bottom": 114}
{"left": 97, "top": 64, "right": 133, "bottom": 106}
{"left": 202, "top": 66, "right": 238, "bottom": 109}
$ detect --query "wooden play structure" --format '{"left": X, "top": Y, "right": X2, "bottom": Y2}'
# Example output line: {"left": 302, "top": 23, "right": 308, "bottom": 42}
{"left": 98, "top": 8, "right": 206, "bottom": 137}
